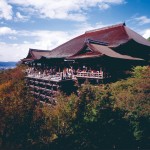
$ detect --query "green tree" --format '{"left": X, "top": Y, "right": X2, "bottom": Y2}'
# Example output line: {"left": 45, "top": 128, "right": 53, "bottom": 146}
{"left": 110, "top": 66, "right": 150, "bottom": 148}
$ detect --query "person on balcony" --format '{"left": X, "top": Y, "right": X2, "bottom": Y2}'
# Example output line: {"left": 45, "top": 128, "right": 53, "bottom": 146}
{"left": 63, "top": 68, "right": 67, "bottom": 80}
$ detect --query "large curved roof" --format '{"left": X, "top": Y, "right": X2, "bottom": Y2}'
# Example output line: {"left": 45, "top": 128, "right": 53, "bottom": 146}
{"left": 46, "top": 23, "right": 150, "bottom": 59}
{"left": 22, "top": 23, "right": 150, "bottom": 62}
{"left": 47, "top": 23, "right": 130, "bottom": 58}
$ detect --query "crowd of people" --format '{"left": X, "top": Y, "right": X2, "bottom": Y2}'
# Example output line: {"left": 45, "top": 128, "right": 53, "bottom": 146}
{"left": 26, "top": 66, "right": 75, "bottom": 79}
{"left": 26, "top": 66, "right": 105, "bottom": 80}
{"left": 26, "top": 67, "right": 57, "bottom": 77}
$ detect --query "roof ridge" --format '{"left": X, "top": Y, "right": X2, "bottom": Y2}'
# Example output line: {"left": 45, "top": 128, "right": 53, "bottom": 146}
{"left": 29, "top": 48, "right": 50, "bottom": 52}
{"left": 85, "top": 23, "right": 125, "bottom": 34}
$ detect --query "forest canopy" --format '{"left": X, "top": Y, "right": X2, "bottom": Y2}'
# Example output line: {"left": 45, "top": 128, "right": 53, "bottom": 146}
{"left": 0, "top": 65, "right": 150, "bottom": 150}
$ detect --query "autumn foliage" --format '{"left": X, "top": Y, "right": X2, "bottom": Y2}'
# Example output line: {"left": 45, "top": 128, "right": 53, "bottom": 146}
{"left": 0, "top": 66, "right": 150, "bottom": 150}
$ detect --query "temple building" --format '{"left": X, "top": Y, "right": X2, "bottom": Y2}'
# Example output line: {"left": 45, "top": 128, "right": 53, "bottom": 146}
{"left": 22, "top": 23, "right": 150, "bottom": 103}
{"left": 22, "top": 23, "right": 150, "bottom": 79}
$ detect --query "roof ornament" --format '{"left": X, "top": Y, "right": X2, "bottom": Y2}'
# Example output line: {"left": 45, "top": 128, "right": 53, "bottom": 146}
{"left": 123, "top": 22, "right": 126, "bottom": 26}
{"left": 86, "top": 38, "right": 109, "bottom": 46}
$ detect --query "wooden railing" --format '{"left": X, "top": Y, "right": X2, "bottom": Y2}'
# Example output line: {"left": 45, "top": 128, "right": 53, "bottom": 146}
{"left": 27, "top": 72, "right": 61, "bottom": 79}
{"left": 76, "top": 72, "right": 104, "bottom": 79}
{"left": 27, "top": 71, "right": 109, "bottom": 80}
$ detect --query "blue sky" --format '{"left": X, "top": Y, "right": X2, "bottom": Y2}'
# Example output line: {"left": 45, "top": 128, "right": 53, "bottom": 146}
{"left": 0, "top": 0, "right": 150, "bottom": 61}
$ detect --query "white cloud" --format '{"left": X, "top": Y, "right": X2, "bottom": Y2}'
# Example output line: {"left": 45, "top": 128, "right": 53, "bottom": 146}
{"left": 7, "top": 0, "right": 125, "bottom": 21}
{"left": 143, "top": 29, "right": 150, "bottom": 39}
{"left": 0, "top": 42, "right": 33, "bottom": 62}
{"left": 135, "top": 16, "right": 150, "bottom": 25}
{"left": 0, "top": 0, "right": 13, "bottom": 20}
{"left": 74, "top": 22, "right": 110, "bottom": 35}
{"left": 0, "top": 29, "right": 75, "bottom": 61}
{"left": 99, "top": 3, "right": 110, "bottom": 10}
{"left": 0, "top": 21, "right": 5, "bottom": 24}
{"left": 0, "top": 27, "right": 16, "bottom": 35}
{"left": 23, "top": 41, "right": 30, "bottom": 44}
{"left": 15, "top": 12, "right": 29, "bottom": 22}
{"left": 8, "top": 36, "right": 17, "bottom": 40}
{"left": 29, "top": 30, "right": 75, "bottom": 50}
